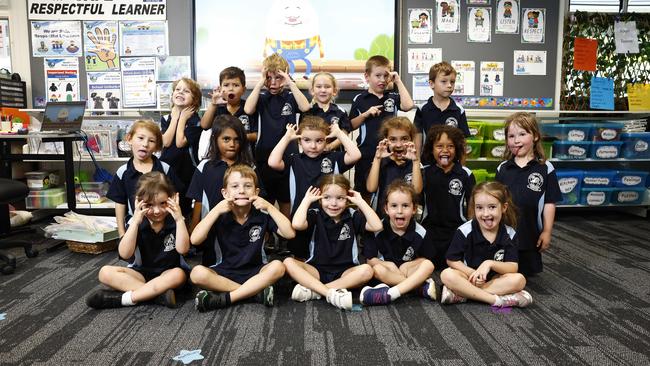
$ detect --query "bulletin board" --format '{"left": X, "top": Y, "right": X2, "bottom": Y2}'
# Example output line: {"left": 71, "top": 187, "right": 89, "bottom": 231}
{"left": 400, "top": 0, "right": 560, "bottom": 110}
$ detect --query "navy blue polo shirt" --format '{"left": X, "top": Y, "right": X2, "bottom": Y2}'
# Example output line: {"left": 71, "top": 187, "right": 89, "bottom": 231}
{"left": 496, "top": 159, "right": 561, "bottom": 252}
{"left": 349, "top": 91, "right": 402, "bottom": 158}
{"left": 211, "top": 101, "right": 259, "bottom": 134}
{"left": 363, "top": 219, "right": 427, "bottom": 266}
{"left": 370, "top": 157, "right": 419, "bottom": 212}
{"left": 160, "top": 112, "right": 202, "bottom": 185}
{"left": 303, "top": 103, "right": 352, "bottom": 132}
{"left": 287, "top": 151, "right": 349, "bottom": 214}
{"left": 414, "top": 97, "right": 470, "bottom": 138}
{"left": 446, "top": 219, "right": 518, "bottom": 269}
{"left": 304, "top": 207, "right": 366, "bottom": 272}
{"left": 254, "top": 89, "right": 300, "bottom": 157}
{"left": 206, "top": 208, "right": 278, "bottom": 270}
{"left": 422, "top": 163, "right": 475, "bottom": 241}
{"left": 106, "top": 155, "right": 184, "bottom": 225}
{"left": 126, "top": 215, "right": 189, "bottom": 275}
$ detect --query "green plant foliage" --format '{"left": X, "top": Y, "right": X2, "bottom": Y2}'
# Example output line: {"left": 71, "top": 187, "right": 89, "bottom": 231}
{"left": 560, "top": 12, "right": 650, "bottom": 110}
{"left": 354, "top": 34, "right": 394, "bottom": 61}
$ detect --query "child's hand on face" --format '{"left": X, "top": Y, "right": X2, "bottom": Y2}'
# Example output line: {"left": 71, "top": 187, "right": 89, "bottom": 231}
{"left": 277, "top": 69, "right": 291, "bottom": 87}
{"left": 305, "top": 186, "right": 322, "bottom": 203}
{"left": 375, "top": 139, "right": 391, "bottom": 159}
{"left": 165, "top": 193, "right": 183, "bottom": 222}
{"left": 209, "top": 86, "right": 226, "bottom": 105}
{"left": 284, "top": 123, "right": 300, "bottom": 140}
{"left": 133, "top": 197, "right": 149, "bottom": 223}
{"left": 404, "top": 142, "right": 418, "bottom": 161}
{"left": 214, "top": 196, "right": 233, "bottom": 215}
{"left": 171, "top": 105, "right": 181, "bottom": 122}
{"left": 346, "top": 189, "right": 364, "bottom": 206}
{"left": 250, "top": 195, "right": 271, "bottom": 211}
{"left": 179, "top": 106, "right": 196, "bottom": 123}
{"left": 364, "top": 105, "right": 383, "bottom": 118}
{"left": 258, "top": 67, "right": 268, "bottom": 88}
{"left": 326, "top": 121, "right": 341, "bottom": 139}
{"left": 389, "top": 71, "right": 401, "bottom": 84}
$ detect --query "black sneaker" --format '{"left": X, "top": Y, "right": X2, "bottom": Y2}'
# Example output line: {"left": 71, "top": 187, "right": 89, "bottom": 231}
{"left": 195, "top": 290, "right": 229, "bottom": 312}
{"left": 255, "top": 286, "right": 274, "bottom": 307}
{"left": 154, "top": 289, "right": 176, "bottom": 308}
{"left": 85, "top": 289, "right": 123, "bottom": 309}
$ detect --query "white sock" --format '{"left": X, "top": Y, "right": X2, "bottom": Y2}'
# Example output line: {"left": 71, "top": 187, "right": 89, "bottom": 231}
{"left": 493, "top": 295, "right": 503, "bottom": 307}
{"left": 387, "top": 287, "right": 401, "bottom": 300}
{"left": 121, "top": 291, "right": 135, "bottom": 306}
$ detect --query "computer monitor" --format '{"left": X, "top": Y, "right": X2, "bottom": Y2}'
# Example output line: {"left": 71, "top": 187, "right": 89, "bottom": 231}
{"left": 41, "top": 101, "right": 86, "bottom": 133}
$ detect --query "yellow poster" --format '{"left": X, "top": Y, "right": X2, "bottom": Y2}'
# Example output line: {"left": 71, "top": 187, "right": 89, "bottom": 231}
{"left": 628, "top": 83, "right": 650, "bottom": 111}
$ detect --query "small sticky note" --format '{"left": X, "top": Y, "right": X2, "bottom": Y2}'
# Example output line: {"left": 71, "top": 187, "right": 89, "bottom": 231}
{"left": 574, "top": 37, "right": 598, "bottom": 71}
{"left": 172, "top": 349, "right": 204, "bottom": 365}
{"left": 590, "top": 77, "right": 615, "bottom": 110}
{"left": 627, "top": 83, "right": 650, "bottom": 111}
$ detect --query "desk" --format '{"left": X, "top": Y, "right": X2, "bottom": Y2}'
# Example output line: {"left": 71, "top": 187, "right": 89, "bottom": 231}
{"left": 0, "top": 133, "right": 83, "bottom": 211}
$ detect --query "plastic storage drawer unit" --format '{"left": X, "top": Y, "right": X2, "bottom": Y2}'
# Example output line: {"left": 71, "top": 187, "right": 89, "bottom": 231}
{"left": 611, "top": 187, "right": 646, "bottom": 205}
{"left": 552, "top": 141, "right": 590, "bottom": 160}
{"left": 556, "top": 170, "right": 584, "bottom": 205}
{"left": 590, "top": 122, "right": 624, "bottom": 141}
{"left": 620, "top": 132, "right": 650, "bottom": 159}
{"left": 76, "top": 182, "right": 109, "bottom": 203}
{"left": 465, "top": 140, "right": 483, "bottom": 159}
{"left": 25, "top": 188, "right": 66, "bottom": 209}
{"left": 467, "top": 121, "right": 485, "bottom": 140}
{"left": 590, "top": 141, "right": 623, "bottom": 159}
{"left": 580, "top": 187, "right": 614, "bottom": 206}
{"left": 541, "top": 123, "right": 592, "bottom": 141}
{"left": 482, "top": 140, "right": 506, "bottom": 159}
{"left": 484, "top": 122, "right": 506, "bottom": 141}
{"left": 582, "top": 170, "right": 617, "bottom": 188}
{"left": 25, "top": 171, "right": 51, "bottom": 190}
{"left": 614, "top": 171, "right": 649, "bottom": 188}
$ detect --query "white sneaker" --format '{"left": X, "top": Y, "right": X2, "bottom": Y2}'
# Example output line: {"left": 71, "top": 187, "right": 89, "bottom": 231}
{"left": 291, "top": 284, "right": 321, "bottom": 302}
{"left": 326, "top": 289, "right": 353, "bottom": 310}
{"left": 498, "top": 290, "right": 533, "bottom": 308}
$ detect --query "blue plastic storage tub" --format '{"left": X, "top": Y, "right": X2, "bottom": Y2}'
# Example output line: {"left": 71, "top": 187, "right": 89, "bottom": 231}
{"left": 580, "top": 187, "right": 614, "bottom": 206}
{"left": 541, "top": 123, "right": 592, "bottom": 142}
{"left": 590, "top": 122, "right": 624, "bottom": 141}
{"left": 620, "top": 132, "right": 650, "bottom": 159}
{"left": 553, "top": 141, "right": 590, "bottom": 160}
{"left": 589, "top": 141, "right": 623, "bottom": 159}
{"left": 582, "top": 170, "right": 617, "bottom": 187}
{"left": 614, "top": 171, "right": 649, "bottom": 188}
{"left": 611, "top": 187, "right": 647, "bottom": 205}
{"left": 556, "top": 170, "right": 583, "bottom": 205}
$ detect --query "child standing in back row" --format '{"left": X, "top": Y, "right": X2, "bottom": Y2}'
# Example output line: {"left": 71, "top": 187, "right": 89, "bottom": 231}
{"left": 496, "top": 112, "right": 561, "bottom": 276}
{"left": 350, "top": 55, "right": 415, "bottom": 201}
{"left": 244, "top": 54, "right": 311, "bottom": 218}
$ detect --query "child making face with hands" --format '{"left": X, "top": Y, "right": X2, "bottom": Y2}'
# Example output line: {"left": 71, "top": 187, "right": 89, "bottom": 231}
{"left": 366, "top": 117, "right": 422, "bottom": 213}
{"left": 361, "top": 182, "right": 437, "bottom": 306}
{"left": 303, "top": 72, "right": 352, "bottom": 151}
{"left": 87, "top": 172, "right": 190, "bottom": 309}
{"left": 440, "top": 181, "right": 533, "bottom": 308}
{"left": 283, "top": 175, "right": 382, "bottom": 310}
{"left": 190, "top": 165, "right": 294, "bottom": 311}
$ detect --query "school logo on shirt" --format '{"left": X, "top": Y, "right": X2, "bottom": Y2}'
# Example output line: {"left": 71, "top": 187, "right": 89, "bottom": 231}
{"left": 384, "top": 98, "right": 396, "bottom": 113}
{"left": 320, "top": 158, "right": 333, "bottom": 174}
{"left": 404, "top": 173, "right": 413, "bottom": 185}
{"left": 527, "top": 173, "right": 544, "bottom": 192}
{"left": 494, "top": 249, "right": 505, "bottom": 261}
{"left": 449, "top": 179, "right": 463, "bottom": 196}
{"left": 338, "top": 224, "right": 351, "bottom": 241}
{"left": 239, "top": 115, "right": 250, "bottom": 131}
{"left": 249, "top": 226, "right": 262, "bottom": 243}
{"left": 281, "top": 103, "right": 293, "bottom": 116}
{"left": 402, "top": 246, "right": 415, "bottom": 262}
{"left": 163, "top": 233, "right": 176, "bottom": 252}
{"left": 330, "top": 116, "right": 340, "bottom": 125}
{"left": 445, "top": 117, "right": 459, "bottom": 128}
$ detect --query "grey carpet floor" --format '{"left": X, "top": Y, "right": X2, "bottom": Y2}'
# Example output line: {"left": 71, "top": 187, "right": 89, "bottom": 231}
{"left": 1, "top": 212, "right": 649, "bottom": 365}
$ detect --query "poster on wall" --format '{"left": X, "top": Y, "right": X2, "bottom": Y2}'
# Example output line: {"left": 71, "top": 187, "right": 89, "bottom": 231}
{"left": 119, "top": 21, "right": 168, "bottom": 57}
{"left": 157, "top": 56, "right": 191, "bottom": 81}
{"left": 513, "top": 50, "right": 546, "bottom": 75}
{"left": 521, "top": 8, "right": 545, "bottom": 43}
{"left": 479, "top": 61, "right": 504, "bottom": 96}
{"left": 407, "top": 48, "right": 442, "bottom": 74}
{"left": 0, "top": 20, "right": 10, "bottom": 70}
{"left": 121, "top": 57, "right": 157, "bottom": 107}
{"left": 436, "top": 0, "right": 461, "bottom": 33}
{"left": 412, "top": 75, "right": 433, "bottom": 102}
{"left": 614, "top": 21, "right": 639, "bottom": 54}
{"left": 87, "top": 72, "right": 122, "bottom": 113}
{"left": 467, "top": 7, "right": 491, "bottom": 43}
{"left": 467, "top": 0, "right": 490, "bottom": 4}
{"left": 451, "top": 60, "right": 475, "bottom": 95}
{"left": 408, "top": 9, "right": 433, "bottom": 44}
{"left": 28, "top": 0, "right": 167, "bottom": 21}
{"left": 495, "top": 0, "right": 519, "bottom": 34}
{"left": 31, "top": 21, "right": 82, "bottom": 57}
{"left": 157, "top": 82, "right": 173, "bottom": 110}
{"left": 83, "top": 21, "right": 120, "bottom": 71}
{"left": 44, "top": 57, "right": 80, "bottom": 102}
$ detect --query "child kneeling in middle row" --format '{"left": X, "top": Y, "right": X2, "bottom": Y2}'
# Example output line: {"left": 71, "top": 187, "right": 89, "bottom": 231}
{"left": 284, "top": 174, "right": 382, "bottom": 310}
{"left": 190, "top": 165, "right": 295, "bottom": 311}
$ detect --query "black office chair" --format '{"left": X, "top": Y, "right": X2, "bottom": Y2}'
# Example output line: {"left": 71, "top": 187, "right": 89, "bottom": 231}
{"left": 0, "top": 178, "right": 38, "bottom": 274}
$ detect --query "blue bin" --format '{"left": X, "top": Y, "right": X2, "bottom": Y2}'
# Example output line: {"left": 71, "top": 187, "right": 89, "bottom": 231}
{"left": 556, "top": 170, "right": 583, "bottom": 205}
{"left": 553, "top": 141, "right": 590, "bottom": 160}
{"left": 582, "top": 170, "right": 617, "bottom": 188}
{"left": 614, "top": 171, "right": 649, "bottom": 188}
{"left": 580, "top": 187, "right": 614, "bottom": 206}
{"left": 612, "top": 187, "right": 647, "bottom": 205}
{"left": 541, "top": 123, "right": 592, "bottom": 142}
{"left": 620, "top": 132, "right": 650, "bottom": 159}
{"left": 590, "top": 122, "right": 624, "bottom": 141}
{"left": 589, "top": 141, "right": 623, "bottom": 159}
